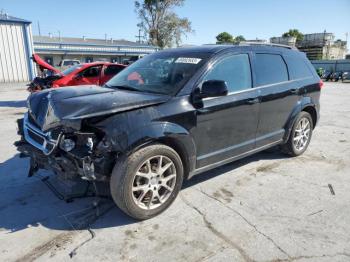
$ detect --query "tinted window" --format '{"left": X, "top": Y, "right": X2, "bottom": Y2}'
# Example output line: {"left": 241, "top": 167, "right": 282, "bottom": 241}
{"left": 104, "top": 65, "right": 124, "bottom": 76}
{"left": 81, "top": 66, "right": 101, "bottom": 77}
{"left": 285, "top": 55, "right": 313, "bottom": 79}
{"left": 203, "top": 54, "right": 252, "bottom": 93}
{"left": 255, "top": 54, "right": 288, "bottom": 86}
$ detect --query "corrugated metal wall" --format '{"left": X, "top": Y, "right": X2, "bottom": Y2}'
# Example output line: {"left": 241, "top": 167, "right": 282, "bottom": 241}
{"left": 0, "top": 22, "right": 32, "bottom": 83}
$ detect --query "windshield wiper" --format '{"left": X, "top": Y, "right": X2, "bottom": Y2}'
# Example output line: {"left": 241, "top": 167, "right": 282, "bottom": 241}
{"left": 105, "top": 84, "right": 140, "bottom": 92}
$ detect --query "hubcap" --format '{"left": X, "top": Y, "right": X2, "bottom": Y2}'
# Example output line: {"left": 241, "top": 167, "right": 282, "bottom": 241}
{"left": 293, "top": 117, "right": 311, "bottom": 151}
{"left": 132, "top": 155, "right": 176, "bottom": 210}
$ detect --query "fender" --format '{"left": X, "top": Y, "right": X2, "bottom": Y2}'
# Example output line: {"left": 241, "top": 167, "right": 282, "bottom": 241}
{"left": 100, "top": 119, "right": 197, "bottom": 176}
{"left": 283, "top": 96, "right": 318, "bottom": 143}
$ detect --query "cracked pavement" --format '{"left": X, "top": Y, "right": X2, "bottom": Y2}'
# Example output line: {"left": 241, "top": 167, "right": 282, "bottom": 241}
{"left": 0, "top": 82, "right": 350, "bottom": 261}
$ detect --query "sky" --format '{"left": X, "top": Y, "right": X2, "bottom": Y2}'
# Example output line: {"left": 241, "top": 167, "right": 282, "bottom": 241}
{"left": 1, "top": 0, "right": 349, "bottom": 49}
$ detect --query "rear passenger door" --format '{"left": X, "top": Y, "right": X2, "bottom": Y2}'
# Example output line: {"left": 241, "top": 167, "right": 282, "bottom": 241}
{"left": 100, "top": 65, "right": 125, "bottom": 85}
{"left": 253, "top": 52, "right": 300, "bottom": 147}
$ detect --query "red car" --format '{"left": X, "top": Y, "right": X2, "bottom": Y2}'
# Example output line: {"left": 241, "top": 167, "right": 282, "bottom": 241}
{"left": 28, "top": 54, "right": 126, "bottom": 92}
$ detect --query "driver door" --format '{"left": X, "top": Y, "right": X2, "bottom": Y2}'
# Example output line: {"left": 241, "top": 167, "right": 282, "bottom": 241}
{"left": 70, "top": 65, "right": 102, "bottom": 86}
{"left": 191, "top": 53, "right": 260, "bottom": 169}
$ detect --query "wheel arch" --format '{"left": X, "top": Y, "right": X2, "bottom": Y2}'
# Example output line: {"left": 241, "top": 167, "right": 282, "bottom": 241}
{"left": 301, "top": 105, "right": 317, "bottom": 128}
{"left": 124, "top": 122, "right": 196, "bottom": 179}
{"left": 283, "top": 98, "right": 318, "bottom": 143}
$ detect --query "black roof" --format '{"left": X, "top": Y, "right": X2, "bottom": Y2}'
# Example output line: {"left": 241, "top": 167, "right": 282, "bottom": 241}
{"left": 159, "top": 44, "right": 299, "bottom": 55}
{"left": 0, "top": 14, "right": 31, "bottom": 24}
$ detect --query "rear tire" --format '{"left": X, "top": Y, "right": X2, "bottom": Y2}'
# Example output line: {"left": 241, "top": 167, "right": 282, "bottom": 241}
{"left": 110, "top": 144, "right": 184, "bottom": 220}
{"left": 281, "top": 111, "right": 313, "bottom": 157}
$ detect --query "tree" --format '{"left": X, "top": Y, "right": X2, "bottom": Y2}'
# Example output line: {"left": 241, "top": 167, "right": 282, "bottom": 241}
{"left": 233, "top": 35, "right": 246, "bottom": 43}
{"left": 282, "top": 29, "right": 304, "bottom": 42}
{"left": 216, "top": 32, "right": 246, "bottom": 44}
{"left": 216, "top": 32, "right": 234, "bottom": 44}
{"left": 135, "top": 0, "right": 193, "bottom": 48}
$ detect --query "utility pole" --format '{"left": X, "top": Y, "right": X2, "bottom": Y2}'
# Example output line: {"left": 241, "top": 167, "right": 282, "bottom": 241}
{"left": 37, "top": 21, "right": 41, "bottom": 36}
{"left": 57, "top": 30, "right": 61, "bottom": 41}
{"left": 135, "top": 28, "right": 142, "bottom": 43}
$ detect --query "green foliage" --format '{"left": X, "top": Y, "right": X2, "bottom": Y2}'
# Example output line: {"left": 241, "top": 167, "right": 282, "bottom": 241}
{"left": 282, "top": 29, "right": 304, "bottom": 42}
{"left": 216, "top": 32, "right": 234, "bottom": 44}
{"left": 234, "top": 35, "right": 246, "bottom": 43}
{"left": 135, "top": 0, "right": 193, "bottom": 48}
{"left": 216, "top": 32, "right": 246, "bottom": 44}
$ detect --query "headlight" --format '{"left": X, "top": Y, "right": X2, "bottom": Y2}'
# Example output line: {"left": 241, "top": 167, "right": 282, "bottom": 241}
{"left": 60, "top": 138, "right": 75, "bottom": 152}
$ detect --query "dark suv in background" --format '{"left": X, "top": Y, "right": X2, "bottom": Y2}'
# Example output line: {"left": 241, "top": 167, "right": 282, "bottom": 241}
{"left": 16, "top": 44, "right": 322, "bottom": 220}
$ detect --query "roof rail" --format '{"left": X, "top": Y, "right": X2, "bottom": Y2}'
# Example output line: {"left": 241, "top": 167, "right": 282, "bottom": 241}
{"left": 239, "top": 41, "right": 297, "bottom": 50}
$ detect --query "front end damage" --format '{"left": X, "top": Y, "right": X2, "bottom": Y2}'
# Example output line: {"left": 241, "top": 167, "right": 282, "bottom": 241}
{"left": 15, "top": 85, "right": 169, "bottom": 182}
{"left": 15, "top": 113, "right": 115, "bottom": 181}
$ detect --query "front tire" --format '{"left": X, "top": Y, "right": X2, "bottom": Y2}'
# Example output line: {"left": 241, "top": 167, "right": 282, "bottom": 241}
{"left": 110, "top": 144, "right": 184, "bottom": 220}
{"left": 281, "top": 111, "right": 313, "bottom": 156}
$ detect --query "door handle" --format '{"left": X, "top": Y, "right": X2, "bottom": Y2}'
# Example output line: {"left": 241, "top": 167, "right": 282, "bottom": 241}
{"left": 290, "top": 88, "right": 299, "bottom": 94}
{"left": 245, "top": 98, "right": 260, "bottom": 105}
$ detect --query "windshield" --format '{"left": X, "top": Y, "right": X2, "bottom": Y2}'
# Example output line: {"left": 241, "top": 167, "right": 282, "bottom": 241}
{"left": 62, "top": 64, "right": 83, "bottom": 76}
{"left": 106, "top": 52, "right": 209, "bottom": 95}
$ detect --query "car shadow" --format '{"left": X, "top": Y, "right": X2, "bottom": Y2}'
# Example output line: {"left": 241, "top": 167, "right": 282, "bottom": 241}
{"left": 0, "top": 100, "right": 27, "bottom": 108}
{"left": 0, "top": 150, "right": 288, "bottom": 233}
{"left": 0, "top": 154, "right": 136, "bottom": 233}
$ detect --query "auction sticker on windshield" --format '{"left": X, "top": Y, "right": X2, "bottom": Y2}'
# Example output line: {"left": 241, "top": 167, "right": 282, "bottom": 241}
{"left": 175, "top": 57, "right": 202, "bottom": 64}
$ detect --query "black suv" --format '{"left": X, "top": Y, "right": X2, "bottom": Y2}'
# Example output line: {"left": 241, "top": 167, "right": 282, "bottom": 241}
{"left": 16, "top": 44, "right": 322, "bottom": 220}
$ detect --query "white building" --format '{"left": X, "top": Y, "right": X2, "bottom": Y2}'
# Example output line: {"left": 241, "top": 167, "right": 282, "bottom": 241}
{"left": 33, "top": 36, "right": 159, "bottom": 66}
{"left": 0, "top": 13, "right": 35, "bottom": 83}
{"left": 270, "top": 36, "right": 297, "bottom": 47}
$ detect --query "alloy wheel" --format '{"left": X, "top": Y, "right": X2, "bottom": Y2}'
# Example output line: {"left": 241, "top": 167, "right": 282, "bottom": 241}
{"left": 293, "top": 117, "right": 311, "bottom": 151}
{"left": 132, "top": 155, "right": 177, "bottom": 210}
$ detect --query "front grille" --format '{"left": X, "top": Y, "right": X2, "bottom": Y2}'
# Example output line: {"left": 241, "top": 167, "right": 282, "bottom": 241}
{"left": 28, "top": 129, "right": 45, "bottom": 145}
{"left": 23, "top": 113, "right": 61, "bottom": 155}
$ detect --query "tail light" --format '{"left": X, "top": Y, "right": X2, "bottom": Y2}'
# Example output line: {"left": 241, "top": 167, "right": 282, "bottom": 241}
{"left": 319, "top": 80, "right": 324, "bottom": 89}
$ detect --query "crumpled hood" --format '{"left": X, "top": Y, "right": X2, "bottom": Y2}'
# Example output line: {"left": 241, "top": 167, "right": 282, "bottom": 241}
{"left": 27, "top": 85, "right": 170, "bottom": 132}
{"left": 32, "top": 54, "right": 62, "bottom": 75}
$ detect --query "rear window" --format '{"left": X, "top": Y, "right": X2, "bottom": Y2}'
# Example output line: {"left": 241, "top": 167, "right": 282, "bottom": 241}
{"left": 104, "top": 65, "right": 124, "bottom": 76}
{"left": 255, "top": 54, "right": 288, "bottom": 86}
{"left": 284, "top": 55, "right": 313, "bottom": 79}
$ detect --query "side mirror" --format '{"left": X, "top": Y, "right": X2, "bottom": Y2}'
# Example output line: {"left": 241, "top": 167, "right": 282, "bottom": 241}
{"left": 200, "top": 80, "right": 228, "bottom": 98}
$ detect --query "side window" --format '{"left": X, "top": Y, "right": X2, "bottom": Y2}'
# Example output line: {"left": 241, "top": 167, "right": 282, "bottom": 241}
{"left": 284, "top": 55, "right": 313, "bottom": 79}
{"left": 255, "top": 54, "right": 288, "bottom": 86}
{"left": 81, "top": 66, "right": 101, "bottom": 78}
{"left": 104, "top": 65, "right": 124, "bottom": 76}
{"left": 203, "top": 54, "right": 252, "bottom": 93}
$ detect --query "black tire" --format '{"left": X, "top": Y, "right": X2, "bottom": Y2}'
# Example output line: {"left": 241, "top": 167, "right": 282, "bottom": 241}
{"left": 110, "top": 143, "right": 184, "bottom": 220}
{"left": 281, "top": 111, "right": 313, "bottom": 157}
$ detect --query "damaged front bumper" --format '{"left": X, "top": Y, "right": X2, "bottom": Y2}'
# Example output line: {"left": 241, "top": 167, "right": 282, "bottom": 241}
{"left": 22, "top": 113, "right": 61, "bottom": 155}
{"left": 15, "top": 113, "right": 114, "bottom": 181}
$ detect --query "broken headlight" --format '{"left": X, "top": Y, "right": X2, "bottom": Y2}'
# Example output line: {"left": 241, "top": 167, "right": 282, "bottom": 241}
{"left": 59, "top": 138, "right": 75, "bottom": 152}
